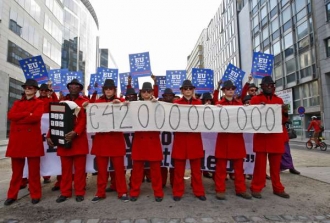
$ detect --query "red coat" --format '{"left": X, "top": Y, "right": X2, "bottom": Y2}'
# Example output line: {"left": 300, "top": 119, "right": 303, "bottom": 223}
{"left": 6, "top": 96, "right": 44, "bottom": 158}
{"left": 307, "top": 120, "right": 321, "bottom": 133}
{"left": 91, "top": 96, "right": 126, "bottom": 157}
{"left": 171, "top": 97, "right": 204, "bottom": 159}
{"left": 38, "top": 92, "right": 59, "bottom": 113}
{"left": 250, "top": 92, "right": 284, "bottom": 153}
{"left": 214, "top": 98, "right": 246, "bottom": 159}
{"left": 131, "top": 131, "right": 163, "bottom": 161}
{"left": 56, "top": 96, "right": 89, "bottom": 156}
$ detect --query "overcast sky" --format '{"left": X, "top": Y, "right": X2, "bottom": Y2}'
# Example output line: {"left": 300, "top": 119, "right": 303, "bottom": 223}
{"left": 90, "top": 0, "right": 221, "bottom": 77}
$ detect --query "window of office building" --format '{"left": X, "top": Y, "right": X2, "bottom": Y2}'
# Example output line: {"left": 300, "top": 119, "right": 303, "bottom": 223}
{"left": 271, "top": 17, "right": 279, "bottom": 33}
{"left": 297, "top": 21, "right": 308, "bottom": 40}
{"left": 262, "top": 26, "right": 269, "bottom": 41}
{"left": 293, "top": 86, "right": 301, "bottom": 109}
{"left": 284, "top": 32, "right": 293, "bottom": 49}
{"left": 45, "top": 0, "right": 64, "bottom": 24}
{"left": 286, "top": 58, "right": 296, "bottom": 74}
{"left": 302, "top": 81, "right": 319, "bottom": 107}
{"left": 296, "top": 7, "right": 307, "bottom": 22}
{"left": 14, "top": 0, "right": 41, "bottom": 23}
{"left": 325, "top": 38, "right": 330, "bottom": 57}
{"left": 254, "top": 34, "right": 260, "bottom": 47}
{"left": 281, "top": 0, "right": 289, "bottom": 8}
{"left": 253, "top": 15, "right": 259, "bottom": 28}
{"left": 296, "top": 0, "right": 306, "bottom": 13}
{"left": 274, "top": 64, "right": 283, "bottom": 80}
{"left": 282, "top": 6, "right": 291, "bottom": 24}
{"left": 7, "top": 40, "right": 33, "bottom": 67}
{"left": 273, "top": 41, "right": 281, "bottom": 55}
{"left": 261, "top": 6, "right": 268, "bottom": 19}
{"left": 299, "top": 50, "right": 312, "bottom": 69}
{"left": 270, "top": 0, "right": 277, "bottom": 10}
{"left": 326, "top": 3, "right": 330, "bottom": 21}
{"left": 9, "top": 9, "right": 39, "bottom": 49}
{"left": 44, "top": 14, "right": 63, "bottom": 44}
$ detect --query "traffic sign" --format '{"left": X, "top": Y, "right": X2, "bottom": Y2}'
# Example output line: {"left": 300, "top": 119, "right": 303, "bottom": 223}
{"left": 299, "top": 114, "right": 304, "bottom": 117}
{"left": 297, "top": 106, "right": 305, "bottom": 115}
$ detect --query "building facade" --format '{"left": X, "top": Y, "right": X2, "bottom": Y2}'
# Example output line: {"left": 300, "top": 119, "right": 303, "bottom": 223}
{"left": 0, "top": 0, "right": 99, "bottom": 140}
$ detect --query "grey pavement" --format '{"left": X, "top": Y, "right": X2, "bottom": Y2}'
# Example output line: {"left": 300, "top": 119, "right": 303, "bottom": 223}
{"left": 1, "top": 138, "right": 330, "bottom": 222}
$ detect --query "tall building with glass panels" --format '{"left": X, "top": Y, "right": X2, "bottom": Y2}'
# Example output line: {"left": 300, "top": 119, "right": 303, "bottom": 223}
{"left": 0, "top": 0, "right": 99, "bottom": 140}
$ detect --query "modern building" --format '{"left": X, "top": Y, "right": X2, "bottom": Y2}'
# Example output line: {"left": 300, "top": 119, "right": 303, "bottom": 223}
{"left": 187, "top": 0, "right": 330, "bottom": 138}
{"left": 0, "top": 0, "right": 99, "bottom": 140}
{"left": 186, "top": 29, "right": 207, "bottom": 80}
{"left": 99, "top": 48, "right": 118, "bottom": 69}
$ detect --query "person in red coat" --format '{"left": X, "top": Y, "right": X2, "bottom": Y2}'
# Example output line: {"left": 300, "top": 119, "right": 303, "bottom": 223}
{"left": 214, "top": 80, "right": 252, "bottom": 200}
{"left": 307, "top": 116, "right": 322, "bottom": 147}
{"left": 38, "top": 83, "right": 60, "bottom": 184}
{"left": 89, "top": 79, "right": 129, "bottom": 203}
{"left": 250, "top": 76, "right": 289, "bottom": 199}
{"left": 171, "top": 80, "right": 206, "bottom": 201}
{"left": 47, "top": 79, "right": 89, "bottom": 203}
{"left": 4, "top": 79, "right": 44, "bottom": 206}
{"left": 129, "top": 82, "right": 164, "bottom": 202}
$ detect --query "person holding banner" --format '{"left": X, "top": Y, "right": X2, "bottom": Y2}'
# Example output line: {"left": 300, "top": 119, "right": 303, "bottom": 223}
{"left": 5, "top": 79, "right": 44, "bottom": 206}
{"left": 129, "top": 82, "right": 164, "bottom": 202}
{"left": 250, "top": 76, "right": 289, "bottom": 199}
{"left": 160, "top": 88, "right": 176, "bottom": 187}
{"left": 214, "top": 80, "right": 252, "bottom": 200}
{"left": 171, "top": 80, "right": 206, "bottom": 201}
{"left": 89, "top": 79, "right": 129, "bottom": 203}
{"left": 46, "top": 79, "right": 89, "bottom": 203}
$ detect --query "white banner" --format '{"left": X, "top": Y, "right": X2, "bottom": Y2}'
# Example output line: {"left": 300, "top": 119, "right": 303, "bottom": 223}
{"left": 23, "top": 115, "right": 256, "bottom": 176}
{"left": 86, "top": 101, "right": 282, "bottom": 133}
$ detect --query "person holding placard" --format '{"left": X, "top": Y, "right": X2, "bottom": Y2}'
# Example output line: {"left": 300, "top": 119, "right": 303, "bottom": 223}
{"left": 214, "top": 80, "right": 252, "bottom": 200}
{"left": 89, "top": 79, "right": 129, "bottom": 203}
{"left": 171, "top": 80, "right": 206, "bottom": 201}
{"left": 46, "top": 79, "right": 89, "bottom": 203}
{"left": 4, "top": 79, "right": 44, "bottom": 206}
{"left": 129, "top": 82, "right": 164, "bottom": 202}
{"left": 250, "top": 76, "right": 289, "bottom": 199}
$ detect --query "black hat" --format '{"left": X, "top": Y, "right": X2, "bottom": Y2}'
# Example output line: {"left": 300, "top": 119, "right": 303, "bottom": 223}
{"left": 243, "top": 95, "right": 252, "bottom": 103}
{"left": 67, "top": 79, "right": 83, "bottom": 90}
{"left": 103, "top": 79, "right": 116, "bottom": 88}
{"left": 248, "top": 83, "right": 259, "bottom": 90}
{"left": 221, "top": 80, "right": 236, "bottom": 90}
{"left": 39, "top": 83, "right": 49, "bottom": 91}
{"left": 260, "top": 76, "right": 275, "bottom": 85}
{"left": 201, "top": 92, "right": 213, "bottom": 100}
{"left": 162, "top": 88, "right": 175, "bottom": 96}
{"left": 22, "top": 79, "right": 39, "bottom": 89}
{"left": 180, "top": 80, "right": 195, "bottom": 89}
{"left": 141, "top": 82, "right": 153, "bottom": 91}
{"left": 126, "top": 88, "right": 137, "bottom": 96}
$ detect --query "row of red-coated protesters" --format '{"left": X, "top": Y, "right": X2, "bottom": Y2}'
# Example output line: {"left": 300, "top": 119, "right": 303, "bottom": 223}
{"left": 4, "top": 74, "right": 290, "bottom": 206}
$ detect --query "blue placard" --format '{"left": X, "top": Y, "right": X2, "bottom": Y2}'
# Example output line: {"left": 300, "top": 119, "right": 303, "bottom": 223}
{"left": 222, "top": 63, "right": 246, "bottom": 95}
{"left": 251, "top": 52, "right": 275, "bottom": 79}
{"left": 166, "top": 70, "right": 186, "bottom": 94}
{"left": 60, "top": 71, "right": 84, "bottom": 95}
{"left": 129, "top": 52, "right": 151, "bottom": 75}
{"left": 88, "top": 74, "right": 96, "bottom": 95}
{"left": 191, "top": 68, "right": 214, "bottom": 94}
{"left": 297, "top": 106, "right": 305, "bottom": 114}
{"left": 97, "top": 67, "right": 119, "bottom": 85}
{"left": 119, "top": 73, "right": 139, "bottom": 95}
{"left": 156, "top": 76, "right": 167, "bottom": 98}
{"left": 48, "top": 69, "right": 68, "bottom": 92}
{"left": 19, "top": 55, "right": 49, "bottom": 84}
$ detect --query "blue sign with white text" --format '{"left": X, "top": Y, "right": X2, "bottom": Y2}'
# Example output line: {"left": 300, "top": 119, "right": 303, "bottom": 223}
{"left": 222, "top": 63, "right": 246, "bottom": 95}
{"left": 119, "top": 72, "right": 137, "bottom": 95}
{"left": 156, "top": 76, "right": 167, "bottom": 98}
{"left": 251, "top": 52, "right": 274, "bottom": 79}
{"left": 19, "top": 55, "right": 49, "bottom": 84}
{"left": 48, "top": 69, "right": 68, "bottom": 92}
{"left": 129, "top": 52, "right": 151, "bottom": 75}
{"left": 60, "top": 71, "right": 84, "bottom": 95}
{"left": 192, "top": 68, "right": 214, "bottom": 94}
{"left": 166, "top": 70, "right": 186, "bottom": 94}
{"left": 88, "top": 74, "right": 96, "bottom": 95}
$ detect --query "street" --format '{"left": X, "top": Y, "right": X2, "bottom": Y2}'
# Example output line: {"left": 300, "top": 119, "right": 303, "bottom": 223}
{"left": 0, "top": 143, "right": 330, "bottom": 223}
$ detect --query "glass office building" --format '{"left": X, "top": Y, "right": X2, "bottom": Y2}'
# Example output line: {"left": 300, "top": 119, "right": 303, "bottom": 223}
{"left": 0, "top": 0, "right": 99, "bottom": 140}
